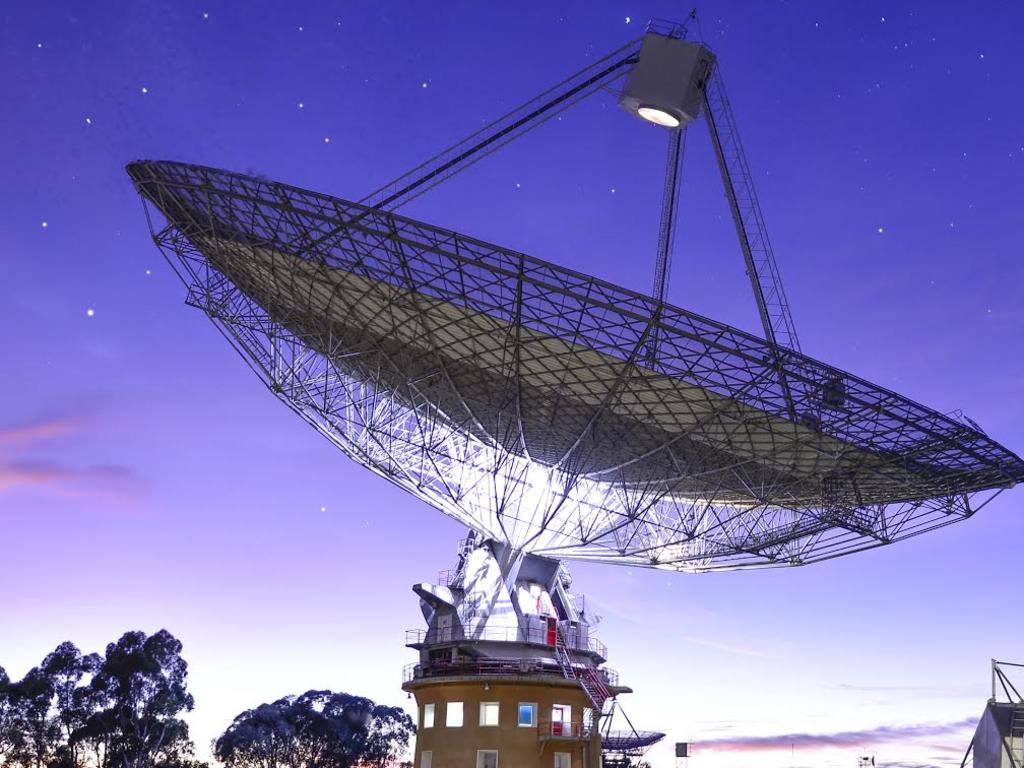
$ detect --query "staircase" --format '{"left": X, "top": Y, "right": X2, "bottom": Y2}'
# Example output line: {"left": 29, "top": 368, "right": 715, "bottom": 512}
{"left": 553, "top": 624, "right": 610, "bottom": 712}
{"left": 579, "top": 666, "right": 611, "bottom": 712}
{"left": 1008, "top": 705, "right": 1024, "bottom": 767}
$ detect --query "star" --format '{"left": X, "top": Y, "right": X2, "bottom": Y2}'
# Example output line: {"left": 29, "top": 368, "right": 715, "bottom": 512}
{"left": 298, "top": 101, "right": 304, "bottom": 109}
{"left": 877, "top": 227, "right": 884, "bottom": 234}
{"left": 36, "top": 42, "right": 43, "bottom": 49}
{"left": 421, "top": 81, "right": 428, "bottom": 88}
{"left": 145, "top": 269, "right": 152, "bottom": 275}
{"left": 625, "top": 16, "right": 631, "bottom": 24}
{"left": 141, "top": 86, "right": 148, "bottom": 94}
{"left": 86, "top": 308, "right": 95, "bottom": 317}
{"left": 41, "top": 221, "right": 48, "bottom": 228}
{"left": 85, "top": 117, "right": 92, "bottom": 125}
{"left": 320, "top": 506, "right": 327, "bottom": 512}
{"left": 324, "top": 137, "right": 331, "bottom": 144}
{"left": 202, "top": 12, "right": 208, "bottom": 20}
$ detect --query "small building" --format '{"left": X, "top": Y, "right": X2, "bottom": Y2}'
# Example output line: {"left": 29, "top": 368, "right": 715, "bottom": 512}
{"left": 960, "top": 661, "right": 1024, "bottom": 768}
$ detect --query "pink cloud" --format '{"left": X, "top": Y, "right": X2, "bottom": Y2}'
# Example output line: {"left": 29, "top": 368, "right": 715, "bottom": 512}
{"left": 697, "top": 717, "right": 976, "bottom": 753}
{"left": 0, "top": 460, "right": 143, "bottom": 501}
{"left": 0, "top": 413, "right": 145, "bottom": 504}
{"left": 0, "top": 415, "right": 86, "bottom": 446}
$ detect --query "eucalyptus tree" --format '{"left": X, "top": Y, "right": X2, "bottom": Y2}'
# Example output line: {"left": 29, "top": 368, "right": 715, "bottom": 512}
{"left": 0, "top": 666, "right": 22, "bottom": 762}
{"left": 215, "top": 690, "right": 415, "bottom": 768}
{"left": 81, "top": 630, "right": 195, "bottom": 768}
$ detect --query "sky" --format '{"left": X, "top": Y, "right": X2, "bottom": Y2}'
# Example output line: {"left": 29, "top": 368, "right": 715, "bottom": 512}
{"left": 1, "top": 1, "right": 1023, "bottom": 767}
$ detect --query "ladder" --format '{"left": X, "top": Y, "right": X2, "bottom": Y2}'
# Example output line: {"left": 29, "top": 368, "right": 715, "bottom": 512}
{"left": 1008, "top": 705, "right": 1024, "bottom": 767}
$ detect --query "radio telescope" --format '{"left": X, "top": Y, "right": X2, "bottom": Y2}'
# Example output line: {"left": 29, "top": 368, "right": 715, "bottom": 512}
{"left": 128, "top": 17, "right": 1022, "bottom": 761}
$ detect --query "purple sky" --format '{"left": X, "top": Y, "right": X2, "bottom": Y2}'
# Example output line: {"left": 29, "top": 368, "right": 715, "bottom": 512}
{"left": 2, "top": 2, "right": 1023, "bottom": 767}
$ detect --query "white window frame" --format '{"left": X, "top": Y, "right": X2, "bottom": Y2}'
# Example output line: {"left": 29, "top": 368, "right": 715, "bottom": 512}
{"left": 445, "top": 701, "right": 464, "bottom": 727}
{"left": 422, "top": 703, "right": 435, "bottom": 728}
{"left": 477, "top": 749, "right": 499, "bottom": 768}
{"left": 554, "top": 752, "right": 571, "bottom": 768}
{"left": 552, "top": 703, "right": 572, "bottom": 723}
{"left": 479, "top": 701, "right": 500, "bottom": 727}
{"left": 518, "top": 702, "right": 537, "bottom": 727}
{"left": 420, "top": 750, "right": 432, "bottom": 768}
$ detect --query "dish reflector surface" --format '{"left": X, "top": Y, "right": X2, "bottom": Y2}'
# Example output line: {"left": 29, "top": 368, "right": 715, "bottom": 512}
{"left": 128, "top": 160, "right": 1024, "bottom": 570}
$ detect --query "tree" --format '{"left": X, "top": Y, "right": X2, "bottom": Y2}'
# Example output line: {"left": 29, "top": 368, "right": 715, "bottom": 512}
{"left": 215, "top": 690, "right": 415, "bottom": 768}
{"left": 212, "top": 700, "right": 298, "bottom": 768}
{"left": 0, "top": 666, "right": 23, "bottom": 762}
{"left": 7, "top": 665, "right": 61, "bottom": 768}
{"left": 81, "top": 630, "right": 195, "bottom": 768}
{"left": 41, "top": 642, "right": 101, "bottom": 768}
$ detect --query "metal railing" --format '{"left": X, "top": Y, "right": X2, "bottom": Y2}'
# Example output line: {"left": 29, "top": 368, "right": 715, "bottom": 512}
{"left": 538, "top": 720, "right": 594, "bottom": 741}
{"left": 402, "top": 658, "right": 620, "bottom": 687}
{"left": 601, "top": 667, "right": 620, "bottom": 687}
{"left": 993, "top": 659, "right": 1024, "bottom": 703}
{"left": 405, "top": 624, "right": 607, "bottom": 659}
{"left": 435, "top": 569, "right": 458, "bottom": 587}
{"left": 404, "top": 658, "right": 553, "bottom": 683}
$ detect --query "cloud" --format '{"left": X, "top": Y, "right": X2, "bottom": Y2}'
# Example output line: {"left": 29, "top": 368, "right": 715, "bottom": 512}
{"left": 698, "top": 717, "right": 976, "bottom": 753}
{"left": 0, "top": 414, "right": 144, "bottom": 503}
{"left": 0, "top": 460, "right": 142, "bottom": 499}
{"left": 0, "top": 415, "right": 85, "bottom": 446}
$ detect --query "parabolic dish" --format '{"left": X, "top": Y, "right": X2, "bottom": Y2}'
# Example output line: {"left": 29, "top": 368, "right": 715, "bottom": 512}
{"left": 128, "top": 160, "right": 1024, "bottom": 571}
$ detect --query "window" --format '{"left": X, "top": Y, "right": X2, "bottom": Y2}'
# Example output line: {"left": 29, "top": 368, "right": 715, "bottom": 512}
{"left": 477, "top": 750, "right": 498, "bottom": 768}
{"left": 422, "top": 703, "right": 434, "bottom": 729}
{"left": 554, "top": 753, "right": 571, "bottom": 768}
{"left": 551, "top": 704, "right": 571, "bottom": 737}
{"left": 420, "top": 751, "right": 432, "bottom": 768}
{"left": 583, "top": 707, "right": 593, "bottom": 731}
{"left": 446, "top": 701, "right": 464, "bottom": 727}
{"left": 518, "top": 703, "right": 537, "bottom": 727}
{"left": 479, "top": 702, "right": 500, "bottom": 726}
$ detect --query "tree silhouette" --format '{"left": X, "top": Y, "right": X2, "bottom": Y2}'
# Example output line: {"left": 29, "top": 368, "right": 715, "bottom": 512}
{"left": 80, "top": 630, "right": 196, "bottom": 768}
{"left": 215, "top": 690, "right": 415, "bottom": 768}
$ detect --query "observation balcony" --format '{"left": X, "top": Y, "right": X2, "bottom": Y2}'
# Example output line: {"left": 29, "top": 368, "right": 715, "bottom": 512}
{"left": 538, "top": 720, "right": 595, "bottom": 742}
{"left": 405, "top": 624, "right": 607, "bottom": 661}
{"left": 403, "top": 659, "right": 620, "bottom": 688}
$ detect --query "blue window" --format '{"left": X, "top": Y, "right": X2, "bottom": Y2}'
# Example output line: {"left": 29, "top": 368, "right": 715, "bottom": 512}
{"left": 518, "top": 703, "right": 537, "bottom": 727}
